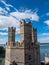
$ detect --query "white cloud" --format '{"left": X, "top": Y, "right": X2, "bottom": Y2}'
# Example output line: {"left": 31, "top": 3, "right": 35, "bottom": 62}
{"left": 0, "top": 0, "right": 39, "bottom": 21}
{"left": 0, "top": 38, "right": 7, "bottom": 44}
{"left": 44, "top": 20, "right": 49, "bottom": 25}
{"left": 0, "top": 28, "right": 7, "bottom": 30}
{"left": 0, "top": 15, "right": 20, "bottom": 34}
{"left": 38, "top": 32, "right": 49, "bottom": 43}
{"left": 0, "top": 0, "right": 40, "bottom": 44}
{"left": 0, "top": 0, "right": 17, "bottom": 11}
{"left": 0, "top": 9, "right": 39, "bottom": 34}
{"left": 5, "top": 6, "right": 10, "bottom": 11}
{"left": 38, "top": 33, "right": 49, "bottom": 36}
{"left": 10, "top": 10, "right": 39, "bottom": 21}
{"left": 0, "top": 0, "right": 39, "bottom": 35}
{"left": 0, "top": 0, "right": 13, "bottom": 7}
{"left": 46, "top": 13, "right": 49, "bottom": 16}
{"left": 0, "top": 7, "right": 8, "bottom": 14}
{"left": 38, "top": 37, "right": 49, "bottom": 43}
{"left": 42, "top": 33, "right": 49, "bottom": 36}
{"left": 0, "top": 32, "right": 8, "bottom": 35}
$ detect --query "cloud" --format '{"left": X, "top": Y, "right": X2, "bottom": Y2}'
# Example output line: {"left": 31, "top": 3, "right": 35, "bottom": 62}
{"left": 42, "top": 33, "right": 49, "bottom": 36}
{"left": 0, "top": 32, "right": 8, "bottom": 35}
{"left": 0, "top": 38, "right": 7, "bottom": 44}
{"left": 0, "top": 0, "right": 17, "bottom": 11}
{"left": 0, "top": 0, "right": 13, "bottom": 7}
{"left": 38, "top": 37, "right": 49, "bottom": 43}
{"left": 0, "top": 7, "right": 8, "bottom": 15}
{"left": 0, "top": 10, "right": 39, "bottom": 34}
{"left": 0, "top": 15, "right": 20, "bottom": 34}
{"left": 38, "top": 33, "right": 49, "bottom": 37}
{"left": 0, "top": 0, "right": 40, "bottom": 44}
{"left": 10, "top": 10, "right": 39, "bottom": 21}
{"left": 44, "top": 20, "right": 49, "bottom": 25}
{"left": 0, "top": 0, "right": 39, "bottom": 35}
{"left": 38, "top": 32, "right": 49, "bottom": 43}
{"left": 46, "top": 13, "right": 49, "bottom": 16}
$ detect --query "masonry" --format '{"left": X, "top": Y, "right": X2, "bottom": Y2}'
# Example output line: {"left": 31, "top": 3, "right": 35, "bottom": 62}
{"left": 5, "top": 20, "right": 40, "bottom": 65}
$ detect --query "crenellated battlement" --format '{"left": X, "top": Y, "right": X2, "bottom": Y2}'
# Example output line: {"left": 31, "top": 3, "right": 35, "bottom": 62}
{"left": 8, "top": 27, "right": 16, "bottom": 32}
{"left": 15, "top": 41, "right": 24, "bottom": 47}
{"left": 7, "top": 20, "right": 38, "bottom": 48}
{"left": 6, "top": 41, "right": 39, "bottom": 48}
{"left": 20, "top": 19, "right": 32, "bottom": 26}
{"left": 6, "top": 41, "right": 24, "bottom": 48}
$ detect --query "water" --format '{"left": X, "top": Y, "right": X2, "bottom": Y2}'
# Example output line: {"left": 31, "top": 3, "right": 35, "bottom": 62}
{"left": 40, "top": 45, "right": 49, "bottom": 60}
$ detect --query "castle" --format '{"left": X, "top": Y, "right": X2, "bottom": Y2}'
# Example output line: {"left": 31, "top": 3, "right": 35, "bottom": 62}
{"left": 5, "top": 20, "right": 40, "bottom": 65}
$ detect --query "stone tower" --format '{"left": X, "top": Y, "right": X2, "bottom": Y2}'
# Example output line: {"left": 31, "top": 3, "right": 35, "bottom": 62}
{"left": 5, "top": 20, "right": 40, "bottom": 65}
{"left": 20, "top": 20, "right": 32, "bottom": 44}
{"left": 5, "top": 27, "right": 16, "bottom": 65}
{"left": 20, "top": 20, "right": 40, "bottom": 65}
{"left": 8, "top": 27, "right": 16, "bottom": 46}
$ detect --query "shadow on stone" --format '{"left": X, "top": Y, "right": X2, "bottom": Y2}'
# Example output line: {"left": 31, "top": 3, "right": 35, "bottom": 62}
{"left": 41, "top": 62, "right": 45, "bottom": 65}
{"left": 46, "top": 62, "right": 49, "bottom": 65}
{"left": 10, "top": 61, "right": 17, "bottom": 65}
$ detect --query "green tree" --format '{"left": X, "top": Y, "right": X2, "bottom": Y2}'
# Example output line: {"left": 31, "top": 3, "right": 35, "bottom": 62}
{"left": 0, "top": 46, "right": 5, "bottom": 54}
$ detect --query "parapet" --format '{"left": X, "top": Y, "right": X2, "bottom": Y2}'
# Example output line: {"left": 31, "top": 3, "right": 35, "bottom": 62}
{"left": 8, "top": 27, "right": 16, "bottom": 32}
{"left": 20, "top": 19, "right": 26, "bottom": 24}
{"left": 20, "top": 19, "right": 32, "bottom": 26}
{"left": 6, "top": 41, "right": 24, "bottom": 48}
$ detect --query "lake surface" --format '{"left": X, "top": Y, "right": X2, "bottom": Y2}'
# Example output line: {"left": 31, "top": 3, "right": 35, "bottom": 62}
{"left": 0, "top": 44, "right": 49, "bottom": 65}
{"left": 40, "top": 45, "right": 49, "bottom": 60}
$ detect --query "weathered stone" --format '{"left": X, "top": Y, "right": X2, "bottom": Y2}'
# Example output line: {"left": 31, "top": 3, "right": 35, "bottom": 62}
{"left": 5, "top": 20, "right": 40, "bottom": 65}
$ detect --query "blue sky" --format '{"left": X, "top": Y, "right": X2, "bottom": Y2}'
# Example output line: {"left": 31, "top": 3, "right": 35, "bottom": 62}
{"left": 0, "top": 0, "right": 49, "bottom": 44}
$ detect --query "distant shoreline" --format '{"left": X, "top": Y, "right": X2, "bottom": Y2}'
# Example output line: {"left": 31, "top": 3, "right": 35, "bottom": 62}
{"left": 0, "top": 43, "right": 49, "bottom": 48}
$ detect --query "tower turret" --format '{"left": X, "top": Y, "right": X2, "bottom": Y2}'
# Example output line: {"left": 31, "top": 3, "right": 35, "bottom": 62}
{"left": 20, "top": 19, "right": 32, "bottom": 44}
{"left": 8, "top": 27, "right": 16, "bottom": 46}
